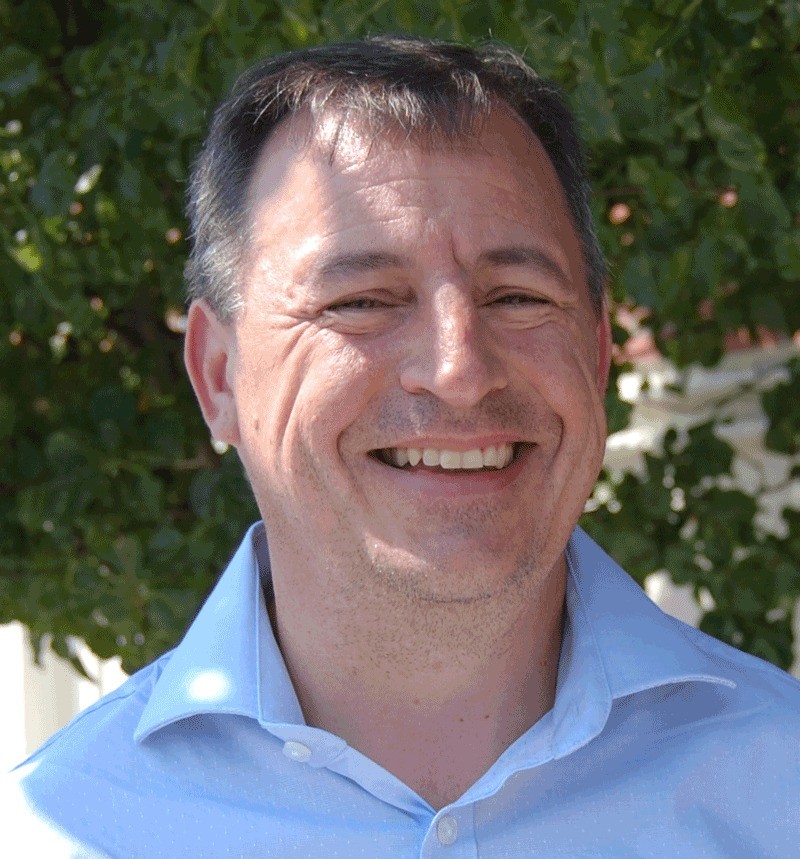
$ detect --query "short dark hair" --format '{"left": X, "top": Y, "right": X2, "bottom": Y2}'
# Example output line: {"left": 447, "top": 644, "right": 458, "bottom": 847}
{"left": 185, "top": 35, "right": 607, "bottom": 319}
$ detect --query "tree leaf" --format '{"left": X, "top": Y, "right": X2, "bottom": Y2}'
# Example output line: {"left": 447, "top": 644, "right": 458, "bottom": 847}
{"left": 0, "top": 45, "right": 42, "bottom": 96}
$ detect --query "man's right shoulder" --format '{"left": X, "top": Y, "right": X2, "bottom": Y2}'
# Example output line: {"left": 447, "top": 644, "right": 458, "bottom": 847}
{"left": 12, "top": 651, "right": 171, "bottom": 771}
{"left": 1, "top": 652, "right": 172, "bottom": 858}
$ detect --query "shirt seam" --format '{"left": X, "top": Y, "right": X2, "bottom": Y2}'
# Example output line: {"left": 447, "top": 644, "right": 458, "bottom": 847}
{"left": 675, "top": 619, "right": 800, "bottom": 690}
{"left": 629, "top": 699, "right": 777, "bottom": 745}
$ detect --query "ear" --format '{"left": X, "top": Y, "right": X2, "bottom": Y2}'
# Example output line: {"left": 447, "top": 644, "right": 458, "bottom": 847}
{"left": 595, "top": 291, "right": 613, "bottom": 393}
{"left": 184, "top": 299, "right": 241, "bottom": 447}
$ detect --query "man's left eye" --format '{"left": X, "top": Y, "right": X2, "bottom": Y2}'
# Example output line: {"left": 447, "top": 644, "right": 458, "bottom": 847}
{"left": 493, "top": 294, "right": 547, "bottom": 305}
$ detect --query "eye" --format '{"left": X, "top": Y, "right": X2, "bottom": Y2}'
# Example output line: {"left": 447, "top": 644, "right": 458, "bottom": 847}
{"left": 327, "top": 297, "right": 390, "bottom": 312}
{"left": 492, "top": 293, "right": 548, "bottom": 306}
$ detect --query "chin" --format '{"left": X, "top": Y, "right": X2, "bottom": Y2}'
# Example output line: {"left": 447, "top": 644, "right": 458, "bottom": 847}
{"left": 364, "top": 538, "right": 547, "bottom": 604}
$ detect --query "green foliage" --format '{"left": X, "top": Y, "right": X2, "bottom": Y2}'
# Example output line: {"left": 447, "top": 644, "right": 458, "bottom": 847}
{"left": 1, "top": 0, "right": 798, "bottom": 673}
{"left": 762, "top": 357, "right": 800, "bottom": 455}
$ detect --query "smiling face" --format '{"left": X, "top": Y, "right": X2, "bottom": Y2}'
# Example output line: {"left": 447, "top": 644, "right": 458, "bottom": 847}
{"left": 185, "top": 105, "right": 611, "bottom": 607}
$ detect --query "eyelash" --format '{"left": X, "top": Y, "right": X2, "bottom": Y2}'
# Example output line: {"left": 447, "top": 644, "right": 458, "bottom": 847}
{"left": 327, "top": 293, "right": 548, "bottom": 312}
{"left": 493, "top": 293, "right": 547, "bottom": 305}
{"left": 327, "top": 298, "right": 392, "bottom": 312}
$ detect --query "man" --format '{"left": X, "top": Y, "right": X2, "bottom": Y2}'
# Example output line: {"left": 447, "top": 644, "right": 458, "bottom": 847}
{"left": 4, "top": 35, "right": 799, "bottom": 857}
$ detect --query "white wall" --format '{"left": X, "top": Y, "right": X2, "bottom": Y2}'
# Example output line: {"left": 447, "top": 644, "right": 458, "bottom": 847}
{"left": 0, "top": 624, "right": 127, "bottom": 772}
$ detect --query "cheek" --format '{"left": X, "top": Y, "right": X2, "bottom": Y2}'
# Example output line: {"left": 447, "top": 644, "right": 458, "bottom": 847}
{"left": 509, "top": 320, "right": 602, "bottom": 423}
{"left": 243, "top": 331, "right": 378, "bottom": 464}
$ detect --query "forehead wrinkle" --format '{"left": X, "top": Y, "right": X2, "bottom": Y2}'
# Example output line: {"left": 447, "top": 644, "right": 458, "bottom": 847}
{"left": 319, "top": 162, "right": 572, "bottom": 249}
{"left": 313, "top": 210, "right": 424, "bottom": 246}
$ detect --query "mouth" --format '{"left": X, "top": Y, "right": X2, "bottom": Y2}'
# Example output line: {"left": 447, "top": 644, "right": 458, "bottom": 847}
{"left": 369, "top": 441, "right": 531, "bottom": 472}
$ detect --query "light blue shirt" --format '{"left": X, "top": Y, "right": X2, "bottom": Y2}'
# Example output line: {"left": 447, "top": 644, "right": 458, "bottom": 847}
{"left": 4, "top": 523, "right": 799, "bottom": 857}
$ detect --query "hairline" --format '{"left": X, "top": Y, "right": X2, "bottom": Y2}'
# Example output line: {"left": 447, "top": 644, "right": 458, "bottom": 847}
{"left": 185, "top": 38, "right": 607, "bottom": 323}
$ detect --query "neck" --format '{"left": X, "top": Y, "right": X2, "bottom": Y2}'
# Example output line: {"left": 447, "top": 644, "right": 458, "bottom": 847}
{"left": 265, "top": 549, "right": 568, "bottom": 809}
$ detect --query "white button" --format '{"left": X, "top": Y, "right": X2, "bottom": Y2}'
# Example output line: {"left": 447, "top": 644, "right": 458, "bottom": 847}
{"left": 282, "top": 741, "right": 312, "bottom": 762}
{"left": 436, "top": 815, "right": 458, "bottom": 845}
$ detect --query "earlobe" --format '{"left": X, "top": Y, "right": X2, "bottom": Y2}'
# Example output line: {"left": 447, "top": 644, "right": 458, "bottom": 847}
{"left": 184, "top": 299, "right": 241, "bottom": 446}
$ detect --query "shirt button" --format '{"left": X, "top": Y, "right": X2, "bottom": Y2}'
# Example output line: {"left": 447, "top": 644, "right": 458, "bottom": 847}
{"left": 282, "top": 741, "right": 312, "bottom": 762}
{"left": 436, "top": 815, "right": 458, "bottom": 846}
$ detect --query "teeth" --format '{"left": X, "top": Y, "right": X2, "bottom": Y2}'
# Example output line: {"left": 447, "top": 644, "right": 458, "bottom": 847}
{"left": 461, "top": 449, "right": 483, "bottom": 469}
{"left": 439, "top": 450, "right": 461, "bottom": 469}
{"left": 383, "top": 443, "right": 517, "bottom": 471}
{"left": 393, "top": 448, "right": 409, "bottom": 467}
{"left": 423, "top": 448, "right": 439, "bottom": 466}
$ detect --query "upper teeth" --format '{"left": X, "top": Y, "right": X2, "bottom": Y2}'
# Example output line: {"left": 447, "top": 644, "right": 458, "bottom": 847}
{"left": 384, "top": 443, "right": 516, "bottom": 470}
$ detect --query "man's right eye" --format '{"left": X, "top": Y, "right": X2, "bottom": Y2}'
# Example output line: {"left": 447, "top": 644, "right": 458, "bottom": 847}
{"left": 327, "top": 298, "right": 388, "bottom": 311}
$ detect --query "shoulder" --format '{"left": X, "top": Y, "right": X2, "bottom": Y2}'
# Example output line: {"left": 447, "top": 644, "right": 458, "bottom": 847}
{"left": 677, "top": 617, "right": 800, "bottom": 714}
{"left": 1, "top": 654, "right": 171, "bottom": 856}
{"left": 601, "top": 616, "right": 800, "bottom": 845}
{"left": 11, "top": 652, "right": 169, "bottom": 772}
{"left": 640, "top": 616, "right": 800, "bottom": 767}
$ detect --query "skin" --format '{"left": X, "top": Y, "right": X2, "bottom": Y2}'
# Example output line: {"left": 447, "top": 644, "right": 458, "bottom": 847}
{"left": 184, "top": 104, "right": 612, "bottom": 810}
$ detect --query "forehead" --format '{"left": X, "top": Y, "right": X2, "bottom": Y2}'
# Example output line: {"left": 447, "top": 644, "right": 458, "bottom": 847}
{"left": 241, "top": 103, "right": 584, "bottom": 293}
{"left": 245, "top": 102, "right": 566, "bottom": 212}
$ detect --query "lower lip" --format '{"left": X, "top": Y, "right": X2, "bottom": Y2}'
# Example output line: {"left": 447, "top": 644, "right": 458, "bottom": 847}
{"left": 365, "top": 445, "right": 534, "bottom": 498}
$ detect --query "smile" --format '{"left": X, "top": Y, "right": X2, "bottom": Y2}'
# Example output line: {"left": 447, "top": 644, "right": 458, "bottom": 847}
{"left": 372, "top": 442, "right": 527, "bottom": 471}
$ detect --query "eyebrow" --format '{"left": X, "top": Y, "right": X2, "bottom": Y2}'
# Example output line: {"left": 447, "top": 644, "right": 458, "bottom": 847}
{"left": 317, "top": 251, "right": 408, "bottom": 281}
{"left": 310, "top": 245, "right": 571, "bottom": 288}
{"left": 476, "top": 245, "right": 571, "bottom": 288}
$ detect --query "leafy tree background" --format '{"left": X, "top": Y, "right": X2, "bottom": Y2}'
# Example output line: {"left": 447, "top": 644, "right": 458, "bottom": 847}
{"left": 1, "top": 0, "right": 799, "bottom": 676}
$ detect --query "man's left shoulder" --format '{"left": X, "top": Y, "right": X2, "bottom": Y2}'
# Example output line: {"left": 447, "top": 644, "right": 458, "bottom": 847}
{"left": 677, "top": 617, "right": 800, "bottom": 730}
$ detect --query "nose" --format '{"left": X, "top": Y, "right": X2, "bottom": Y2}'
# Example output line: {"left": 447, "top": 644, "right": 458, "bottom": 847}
{"left": 398, "top": 284, "right": 508, "bottom": 408}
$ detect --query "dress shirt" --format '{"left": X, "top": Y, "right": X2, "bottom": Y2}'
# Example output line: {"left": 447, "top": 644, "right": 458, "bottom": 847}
{"left": 3, "top": 522, "right": 799, "bottom": 857}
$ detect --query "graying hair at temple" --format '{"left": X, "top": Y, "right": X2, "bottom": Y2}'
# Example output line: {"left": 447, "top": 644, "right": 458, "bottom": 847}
{"left": 185, "top": 34, "right": 608, "bottom": 320}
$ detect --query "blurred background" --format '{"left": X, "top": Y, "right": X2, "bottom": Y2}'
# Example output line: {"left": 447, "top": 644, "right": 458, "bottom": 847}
{"left": 2, "top": 0, "right": 799, "bottom": 769}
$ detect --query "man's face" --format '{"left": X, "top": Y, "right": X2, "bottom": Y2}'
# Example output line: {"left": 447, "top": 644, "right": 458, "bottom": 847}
{"left": 187, "top": 106, "right": 611, "bottom": 604}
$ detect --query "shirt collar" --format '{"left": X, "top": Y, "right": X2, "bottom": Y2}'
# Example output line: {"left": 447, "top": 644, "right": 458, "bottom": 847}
{"left": 564, "top": 526, "right": 735, "bottom": 701}
{"left": 135, "top": 522, "right": 303, "bottom": 743}
{"left": 136, "top": 522, "right": 735, "bottom": 745}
